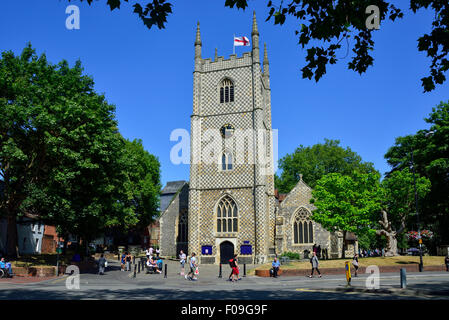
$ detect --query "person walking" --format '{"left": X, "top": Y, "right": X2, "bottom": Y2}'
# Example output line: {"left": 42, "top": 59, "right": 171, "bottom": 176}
{"left": 229, "top": 254, "right": 239, "bottom": 282}
{"left": 146, "top": 247, "right": 151, "bottom": 260}
{"left": 125, "top": 252, "right": 132, "bottom": 272}
{"left": 445, "top": 255, "right": 449, "bottom": 272}
{"left": 352, "top": 253, "right": 359, "bottom": 277}
{"left": 308, "top": 252, "right": 321, "bottom": 278}
{"left": 179, "top": 250, "right": 187, "bottom": 276}
{"left": 120, "top": 252, "right": 126, "bottom": 271}
{"left": 186, "top": 252, "right": 198, "bottom": 281}
{"left": 98, "top": 254, "right": 107, "bottom": 275}
{"left": 271, "top": 257, "right": 280, "bottom": 278}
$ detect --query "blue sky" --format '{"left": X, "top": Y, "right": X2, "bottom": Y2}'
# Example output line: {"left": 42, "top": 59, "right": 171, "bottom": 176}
{"left": 1, "top": 0, "right": 447, "bottom": 187}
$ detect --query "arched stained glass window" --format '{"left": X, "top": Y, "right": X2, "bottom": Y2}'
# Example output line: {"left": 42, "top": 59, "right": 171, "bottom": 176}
{"left": 217, "top": 196, "right": 237, "bottom": 233}
{"left": 293, "top": 207, "right": 314, "bottom": 244}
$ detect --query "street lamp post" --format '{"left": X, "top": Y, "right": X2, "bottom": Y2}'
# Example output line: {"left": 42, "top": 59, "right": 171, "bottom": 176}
{"left": 410, "top": 150, "right": 423, "bottom": 272}
{"left": 410, "top": 130, "right": 435, "bottom": 273}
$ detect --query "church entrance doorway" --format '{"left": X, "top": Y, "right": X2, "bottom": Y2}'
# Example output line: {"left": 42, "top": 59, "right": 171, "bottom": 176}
{"left": 220, "top": 241, "right": 234, "bottom": 264}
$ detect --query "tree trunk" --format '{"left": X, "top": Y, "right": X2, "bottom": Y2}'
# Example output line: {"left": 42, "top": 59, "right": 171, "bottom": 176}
{"left": 384, "top": 235, "right": 398, "bottom": 257}
{"left": 6, "top": 215, "right": 19, "bottom": 258}
{"left": 377, "top": 210, "right": 399, "bottom": 257}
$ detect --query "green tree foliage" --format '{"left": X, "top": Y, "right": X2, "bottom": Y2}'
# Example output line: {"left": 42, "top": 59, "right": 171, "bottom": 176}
{"left": 121, "top": 138, "right": 161, "bottom": 230}
{"left": 76, "top": 1, "right": 448, "bottom": 92}
{"left": 275, "top": 139, "right": 376, "bottom": 193}
{"left": 375, "top": 169, "right": 430, "bottom": 255}
{"left": 310, "top": 172, "right": 382, "bottom": 257}
{"left": 71, "top": 0, "right": 173, "bottom": 30}
{"left": 357, "top": 230, "right": 386, "bottom": 251}
{"left": 381, "top": 168, "right": 430, "bottom": 232}
{"left": 384, "top": 101, "right": 449, "bottom": 244}
{"left": 0, "top": 44, "right": 161, "bottom": 256}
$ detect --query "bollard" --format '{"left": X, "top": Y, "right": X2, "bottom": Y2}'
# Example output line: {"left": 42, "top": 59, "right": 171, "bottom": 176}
{"left": 164, "top": 264, "right": 167, "bottom": 278}
{"left": 345, "top": 261, "right": 351, "bottom": 286}
{"left": 400, "top": 268, "right": 407, "bottom": 289}
{"left": 117, "top": 252, "right": 120, "bottom": 262}
{"left": 243, "top": 264, "right": 246, "bottom": 277}
{"left": 219, "top": 263, "right": 222, "bottom": 278}
{"left": 138, "top": 262, "right": 141, "bottom": 273}
{"left": 133, "top": 264, "right": 137, "bottom": 278}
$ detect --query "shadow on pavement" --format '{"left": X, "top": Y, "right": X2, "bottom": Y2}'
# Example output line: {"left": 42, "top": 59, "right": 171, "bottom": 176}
{"left": 0, "top": 286, "right": 435, "bottom": 300}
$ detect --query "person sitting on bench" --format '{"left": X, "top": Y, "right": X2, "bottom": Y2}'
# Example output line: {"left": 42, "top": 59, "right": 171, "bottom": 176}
{"left": 146, "top": 256, "right": 161, "bottom": 274}
{"left": 156, "top": 257, "right": 163, "bottom": 271}
{"left": 270, "top": 257, "right": 280, "bottom": 278}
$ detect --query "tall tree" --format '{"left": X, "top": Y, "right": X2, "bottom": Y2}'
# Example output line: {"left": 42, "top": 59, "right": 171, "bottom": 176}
{"left": 72, "top": 0, "right": 448, "bottom": 92}
{"left": 0, "top": 44, "right": 160, "bottom": 256}
{"left": 377, "top": 169, "right": 430, "bottom": 256}
{"left": 121, "top": 138, "right": 161, "bottom": 230}
{"left": 276, "top": 139, "right": 376, "bottom": 193}
{"left": 310, "top": 172, "right": 382, "bottom": 258}
{"left": 384, "top": 101, "right": 449, "bottom": 244}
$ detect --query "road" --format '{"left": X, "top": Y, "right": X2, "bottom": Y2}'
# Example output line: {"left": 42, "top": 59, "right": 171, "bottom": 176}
{"left": 1, "top": 260, "right": 449, "bottom": 300}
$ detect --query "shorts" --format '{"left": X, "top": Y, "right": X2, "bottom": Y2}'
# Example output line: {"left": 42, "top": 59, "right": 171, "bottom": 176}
{"left": 232, "top": 267, "right": 239, "bottom": 275}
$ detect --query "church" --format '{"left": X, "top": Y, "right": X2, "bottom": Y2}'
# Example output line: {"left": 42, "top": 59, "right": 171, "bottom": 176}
{"left": 158, "top": 13, "right": 357, "bottom": 265}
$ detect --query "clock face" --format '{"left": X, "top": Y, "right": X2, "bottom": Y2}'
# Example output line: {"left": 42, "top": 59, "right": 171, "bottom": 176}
{"left": 220, "top": 124, "right": 235, "bottom": 138}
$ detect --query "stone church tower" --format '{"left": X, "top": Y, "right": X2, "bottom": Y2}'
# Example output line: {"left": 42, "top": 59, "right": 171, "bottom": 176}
{"left": 188, "top": 13, "right": 276, "bottom": 264}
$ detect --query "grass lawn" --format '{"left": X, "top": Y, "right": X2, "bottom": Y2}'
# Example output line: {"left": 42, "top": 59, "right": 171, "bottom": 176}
{"left": 248, "top": 256, "right": 446, "bottom": 275}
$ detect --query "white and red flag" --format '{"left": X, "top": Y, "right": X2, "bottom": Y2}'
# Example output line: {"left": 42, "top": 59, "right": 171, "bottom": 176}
{"left": 234, "top": 36, "right": 250, "bottom": 46}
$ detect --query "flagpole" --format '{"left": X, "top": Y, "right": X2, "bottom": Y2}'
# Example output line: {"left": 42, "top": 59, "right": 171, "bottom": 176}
{"left": 233, "top": 33, "right": 235, "bottom": 55}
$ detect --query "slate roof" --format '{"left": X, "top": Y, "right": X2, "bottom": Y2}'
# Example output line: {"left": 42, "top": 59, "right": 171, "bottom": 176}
{"left": 161, "top": 181, "right": 188, "bottom": 195}
{"left": 160, "top": 181, "right": 188, "bottom": 213}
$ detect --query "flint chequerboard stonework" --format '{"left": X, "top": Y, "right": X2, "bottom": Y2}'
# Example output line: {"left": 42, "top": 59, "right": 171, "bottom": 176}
{"left": 158, "top": 13, "right": 358, "bottom": 264}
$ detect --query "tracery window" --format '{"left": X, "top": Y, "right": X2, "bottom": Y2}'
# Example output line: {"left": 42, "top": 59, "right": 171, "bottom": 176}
{"left": 293, "top": 207, "right": 314, "bottom": 244}
{"left": 217, "top": 196, "right": 238, "bottom": 233}
{"left": 177, "top": 210, "right": 188, "bottom": 243}
{"left": 220, "top": 79, "right": 234, "bottom": 103}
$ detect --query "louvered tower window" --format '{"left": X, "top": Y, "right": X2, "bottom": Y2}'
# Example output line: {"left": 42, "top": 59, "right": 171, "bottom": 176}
{"left": 220, "top": 79, "right": 234, "bottom": 103}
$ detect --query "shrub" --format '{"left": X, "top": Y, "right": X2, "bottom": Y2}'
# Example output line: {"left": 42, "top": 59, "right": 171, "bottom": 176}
{"left": 280, "top": 252, "right": 300, "bottom": 260}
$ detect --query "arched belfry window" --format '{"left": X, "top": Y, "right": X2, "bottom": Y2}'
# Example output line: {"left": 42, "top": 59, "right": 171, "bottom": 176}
{"left": 220, "top": 79, "right": 234, "bottom": 103}
{"left": 293, "top": 207, "right": 314, "bottom": 244}
{"left": 217, "top": 196, "right": 238, "bottom": 233}
{"left": 222, "top": 152, "right": 233, "bottom": 171}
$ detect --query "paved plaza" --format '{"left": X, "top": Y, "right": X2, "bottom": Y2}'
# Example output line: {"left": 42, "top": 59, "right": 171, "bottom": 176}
{"left": 1, "top": 259, "right": 449, "bottom": 300}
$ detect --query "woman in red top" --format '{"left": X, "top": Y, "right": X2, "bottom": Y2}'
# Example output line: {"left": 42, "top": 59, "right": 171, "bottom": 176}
{"left": 230, "top": 254, "right": 239, "bottom": 282}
